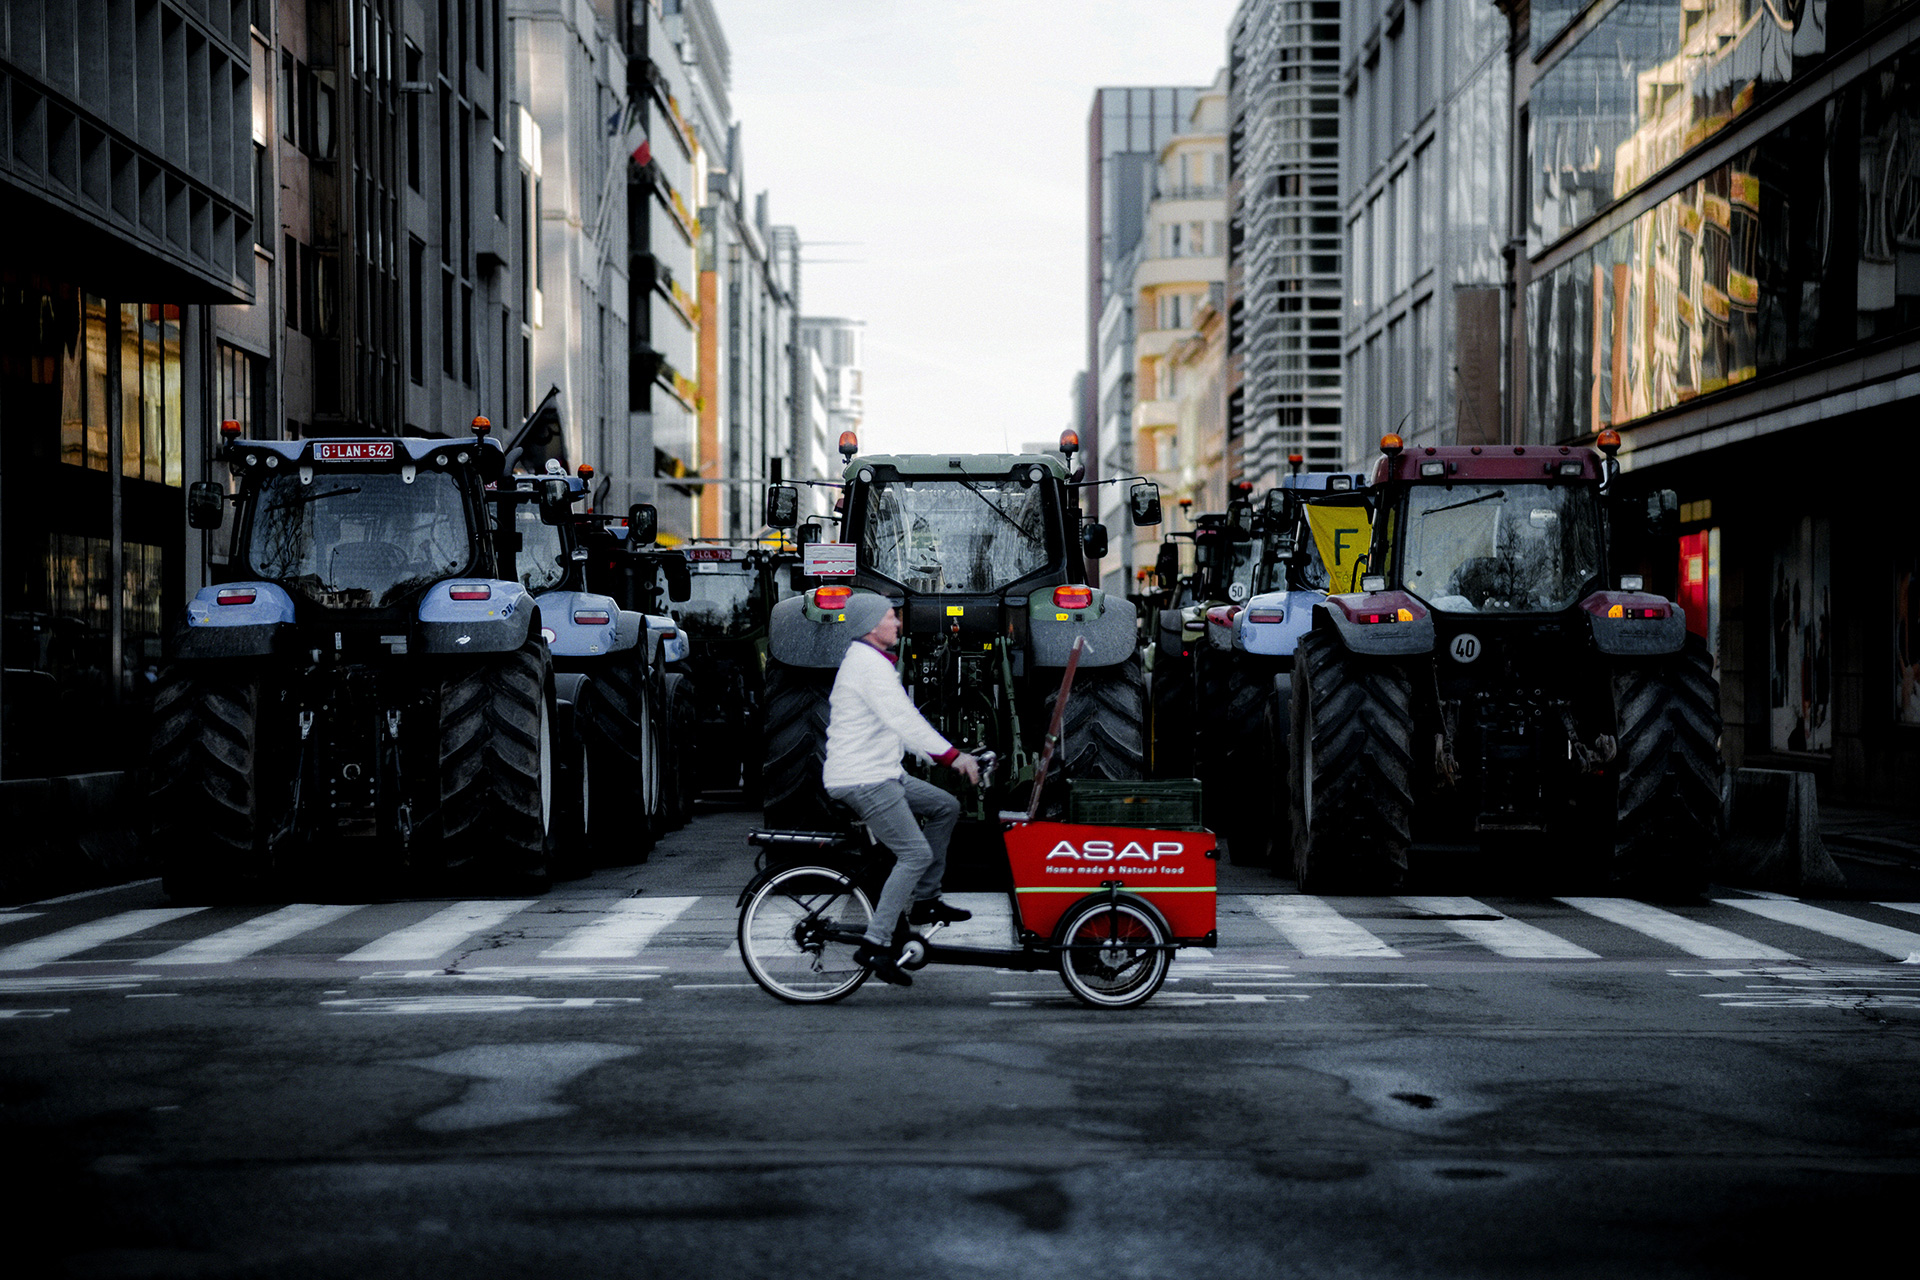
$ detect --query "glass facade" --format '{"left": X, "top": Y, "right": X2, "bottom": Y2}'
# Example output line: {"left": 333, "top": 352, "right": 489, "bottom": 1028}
{"left": 0, "top": 278, "right": 188, "bottom": 780}
{"left": 1528, "top": 43, "right": 1920, "bottom": 441}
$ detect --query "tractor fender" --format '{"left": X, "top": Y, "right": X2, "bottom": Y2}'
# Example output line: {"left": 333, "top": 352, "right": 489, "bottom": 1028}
{"left": 1582, "top": 592, "right": 1688, "bottom": 656}
{"left": 416, "top": 580, "right": 536, "bottom": 654}
{"left": 614, "top": 610, "right": 645, "bottom": 655}
{"left": 766, "top": 592, "right": 872, "bottom": 669}
{"left": 532, "top": 589, "right": 627, "bottom": 659}
{"left": 1233, "top": 589, "right": 1321, "bottom": 661}
{"left": 1268, "top": 669, "right": 1294, "bottom": 748}
{"left": 1156, "top": 608, "right": 1188, "bottom": 660}
{"left": 1316, "top": 590, "right": 1436, "bottom": 657}
{"left": 647, "top": 614, "right": 689, "bottom": 664}
{"left": 1203, "top": 604, "right": 1237, "bottom": 652}
{"left": 174, "top": 581, "right": 295, "bottom": 658}
{"left": 1030, "top": 591, "right": 1137, "bottom": 668}
{"left": 551, "top": 671, "right": 589, "bottom": 745}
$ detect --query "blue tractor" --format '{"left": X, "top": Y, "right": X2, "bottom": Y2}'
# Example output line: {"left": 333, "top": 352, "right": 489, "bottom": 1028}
{"left": 488, "top": 466, "right": 677, "bottom": 870}
{"left": 1199, "top": 468, "right": 1371, "bottom": 868}
{"left": 153, "top": 421, "right": 565, "bottom": 898}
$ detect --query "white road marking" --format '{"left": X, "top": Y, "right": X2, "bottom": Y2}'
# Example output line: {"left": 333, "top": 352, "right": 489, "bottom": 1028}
{"left": 359, "top": 966, "right": 661, "bottom": 982}
{"left": 0, "top": 913, "right": 42, "bottom": 928}
{"left": 1245, "top": 896, "right": 1401, "bottom": 957}
{"left": 1559, "top": 897, "right": 1797, "bottom": 960}
{"left": 338, "top": 900, "right": 537, "bottom": 962}
{"left": 538, "top": 897, "right": 700, "bottom": 958}
{"left": 1877, "top": 902, "right": 1920, "bottom": 919}
{"left": 0, "top": 908, "right": 206, "bottom": 970}
{"left": 0, "top": 1008, "right": 68, "bottom": 1018}
{"left": 1397, "top": 896, "right": 1599, "bottom": 959}
{"left": 145, "top": 904, "right": 364, "bottom": 965}
{"left": 1716, "top": 899, "right": 1920, "bottom": 960}
{"left": 324, "top": 995, "right": 645, "bottom": 1014}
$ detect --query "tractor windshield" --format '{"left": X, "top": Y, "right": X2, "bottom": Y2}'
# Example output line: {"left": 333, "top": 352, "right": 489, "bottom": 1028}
{"left": 860, "top": 477, "right": 1056, "bottom": 594}
{"left": 510, "top": 502, "right": 569, "bottom": 594}
{"left": 674, "top": 565, "right": 766, "bottom": 638}
{"left": 1401, "top": 483, "right": 1601, "bottom": 614}
{"left": 248, "top": 471, "right": 476, "bottom": 608}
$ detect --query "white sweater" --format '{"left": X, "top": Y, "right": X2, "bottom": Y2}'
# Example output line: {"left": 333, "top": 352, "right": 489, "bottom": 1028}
{"left": 820, "top": 641, "right": 957, "bottom": 789}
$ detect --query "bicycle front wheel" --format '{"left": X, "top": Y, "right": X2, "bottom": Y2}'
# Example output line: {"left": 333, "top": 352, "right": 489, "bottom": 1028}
{"left": 738, "top": 865, "right": 875, "bottom": 1004}
{"left": 1056, "top": 897, "right": 1171, "bottom": 1009}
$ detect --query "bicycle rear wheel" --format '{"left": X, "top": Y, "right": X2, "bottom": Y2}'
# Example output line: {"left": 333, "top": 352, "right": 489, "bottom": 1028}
{"left": 1056, "top": 898, "right": 1171, "bottom": 1009}
{"left": 738, "top": 866, "right": 875, "bottom": 1004}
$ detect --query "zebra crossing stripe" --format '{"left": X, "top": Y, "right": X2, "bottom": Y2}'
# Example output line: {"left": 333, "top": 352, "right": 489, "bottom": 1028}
{"left": 1558, "top": 897, "right": 1797, "bottom": 960}
{"left": 1396, "top": 897, "right": 1599, "bottom": 958}
{"left": 1247, "top": 896, "right": 1401, "bottom": 957}
{"left": 339, "top": 901, "right": 538, "bottom": 962}
{"left": 1878, "top": 902, "right": 1920, "bottom": 920}
{"left": 0, "top": 908, "right": 207, "bottom": 970}
{"left": 0, "top": 913, "right": 42, "bottom": 928}
{"left": 539, "top": 897, "right": 701, "bottom": 959}
{"left": 145, "top": 904, "right": 365, "bottom": 965}
{"left": 1717, "top": 898, "right": 1920, "bottom": 960}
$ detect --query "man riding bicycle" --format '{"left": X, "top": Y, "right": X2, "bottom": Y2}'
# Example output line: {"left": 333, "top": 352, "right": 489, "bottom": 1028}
{"left": 822, "top": 594, "right": 982, "bottom": 987}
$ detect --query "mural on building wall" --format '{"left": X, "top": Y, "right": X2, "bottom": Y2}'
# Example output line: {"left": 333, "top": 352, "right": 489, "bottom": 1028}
{"left": 1898, "top": 542, "right": 1920, "bottom": 726}
{"left": 1770, "top": 516, "right": 1831, "bottom": 753}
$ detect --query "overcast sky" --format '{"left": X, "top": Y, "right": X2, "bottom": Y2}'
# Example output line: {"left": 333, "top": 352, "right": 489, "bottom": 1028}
{"left": 722, "top": 0, "right": 1240, "bottom": 457}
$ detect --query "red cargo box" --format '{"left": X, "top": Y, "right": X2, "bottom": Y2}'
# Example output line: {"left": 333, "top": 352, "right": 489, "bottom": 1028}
{"left": 1003, "top": 820, "right": 1216, "bottom": 942}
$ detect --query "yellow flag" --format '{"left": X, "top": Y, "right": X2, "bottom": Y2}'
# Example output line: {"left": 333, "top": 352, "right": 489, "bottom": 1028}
{"left": 1305, "top": 504, "right": 1373, "bottom": 594}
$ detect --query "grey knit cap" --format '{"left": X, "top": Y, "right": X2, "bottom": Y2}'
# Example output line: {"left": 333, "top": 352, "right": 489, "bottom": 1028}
{"left": 841, "top": 591, "right": 893, "bottom": 638}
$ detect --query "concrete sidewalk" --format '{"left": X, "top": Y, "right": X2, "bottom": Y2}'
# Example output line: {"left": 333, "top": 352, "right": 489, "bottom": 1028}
{"left": 1822, "top": 801, "right": 1920, "bottom": 869}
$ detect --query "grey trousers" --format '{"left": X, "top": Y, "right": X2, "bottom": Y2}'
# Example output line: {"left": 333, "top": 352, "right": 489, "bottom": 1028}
{"left": 827, "top": 775, "right": 962, "bottom": 946}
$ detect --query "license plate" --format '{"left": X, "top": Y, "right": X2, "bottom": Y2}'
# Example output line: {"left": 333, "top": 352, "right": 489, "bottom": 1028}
{"left": 686, "top": 547, "right": 737, "bottom": 561}
{"left": 316, "top": 441, "right": 396, "bottom": 461}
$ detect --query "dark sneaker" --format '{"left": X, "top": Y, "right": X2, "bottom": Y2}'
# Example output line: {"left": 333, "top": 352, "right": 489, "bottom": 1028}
{"left": 853, "top": 943, "right": 912, "bottom": 987}
{"left": 909, "top": 897, "right": 972, "bottom": 925}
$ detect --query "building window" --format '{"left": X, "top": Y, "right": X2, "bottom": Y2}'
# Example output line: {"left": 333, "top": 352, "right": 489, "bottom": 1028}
{"left": 409, "top": 237, "right": 425, "bottom": 384}
{"left": 441, "top": 268, "right": 455, "bottom": 377}
{"left": 406, "top": 45, "right": 422, "bottom": 192}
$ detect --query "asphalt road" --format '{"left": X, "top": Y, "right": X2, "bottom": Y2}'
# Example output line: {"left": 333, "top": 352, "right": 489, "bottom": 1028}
{"left": 4, "top": 805, "right": 1919, "bottom": 1279}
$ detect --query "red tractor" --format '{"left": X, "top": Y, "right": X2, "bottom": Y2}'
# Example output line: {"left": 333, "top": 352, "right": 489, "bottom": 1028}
{"left": 1289, "top": 432, "right": 1722, "bottom": 894}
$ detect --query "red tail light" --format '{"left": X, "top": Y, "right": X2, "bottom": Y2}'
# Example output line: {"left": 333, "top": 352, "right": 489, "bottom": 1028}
{"left": 215, "top": 588, "right": 256, "bottom": 606}
{"left": 572, "top": 609, "right": 611, "bottom": 626}
{"left": 1205, "top": 605, "right": 1241, "bottom": 628}
{"left": 1245, "top": 607, "right": 1285, "bottom": 624}
{"left": 449, "top": 584, "right": 492, "bottom": 601}
{"left": 814, "top": 586, "right": 853, "bottom": 610}
{"left": 1053, "top": 586, "right": 1094, "bottom": 610}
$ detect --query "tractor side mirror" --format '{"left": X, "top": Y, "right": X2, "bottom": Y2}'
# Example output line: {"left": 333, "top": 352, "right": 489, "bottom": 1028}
{"left": 1154, "top": 541, "right": 1181, "bottom": 584}
{"left": 1081, "top": 521, "right": 1110, "bottom": 560}
{"left": 1228, "top": 498, "right": 1255, "bottom": 537}
{"left": 660, "top": 552, "right": 692, "bottom": 602}
{"left": 1129, "top": 481, "right": 1162, "bottom": 526}
{"left": 764, "top": 483, "right": 800, "bottom": 529}
{"left": 539, "top": 478, "right": 571, "bottom": 525}
{"left": 1263, "top": 488, "right": 1288, "bottom": 521}
{"left": 798, "top": 521, "right": 823, "bottom": 545}
{"left": 1646, "top": 489, "right": 1679, "bottom": 536}
{"left": 627, "top": 503, "right": 658, "bottom": 545}
{"left": 187, "top": 481, "right": 225, "bottom": 530}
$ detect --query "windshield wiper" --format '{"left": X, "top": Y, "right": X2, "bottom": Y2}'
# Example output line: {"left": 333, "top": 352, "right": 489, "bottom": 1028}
{"left": 1424, "top": 489, "right": 1505, "bottom": 516}
{"left": 269, "top": 485, "right": 362, "bottom": 511}
{"left": 956, "top": 480, "right": 1037, "bottom": 541}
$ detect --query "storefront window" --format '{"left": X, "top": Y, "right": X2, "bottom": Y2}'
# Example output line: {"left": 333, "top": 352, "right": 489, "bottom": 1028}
{"left": 1899, "top": 536, "right": 1920, "bottom": 727}
{"left": 85, "top": 295, "right": 110, "bottom": 471}
{"left": 1770, "top": 516, "right": 1831, "bottom": 754}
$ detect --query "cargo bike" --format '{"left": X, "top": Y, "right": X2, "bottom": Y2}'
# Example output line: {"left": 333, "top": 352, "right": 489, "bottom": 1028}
{"left": 736, "top": 641, "right": 1217, "bottom": 1009}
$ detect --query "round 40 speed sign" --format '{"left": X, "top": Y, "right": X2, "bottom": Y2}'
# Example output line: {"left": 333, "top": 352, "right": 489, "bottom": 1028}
{"left": 1449, "top": 633, "right": 1482, "bottom": 664}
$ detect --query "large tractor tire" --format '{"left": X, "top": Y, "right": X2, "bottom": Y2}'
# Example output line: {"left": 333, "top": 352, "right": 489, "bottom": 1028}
{"left": 439, "top": 635, "right": 554, "bottom": 891}
{"left": 150, "top": 664, "right": 273, "bottom": 902}
{"left": 1209, "top": 658, "right": 1275, "bottom": 865}
{"left": 1288, "top": 629, "right": 1414, "bottom": 893}
{"left": 1150, "top": 613, "right": 1194, "bottom": 777}
{"left": 1609, "top": 632, "right": 1724, "bottom": 896}
{"left": 575, "top": 648, "right": 658, "bottom": 863}
{"left": 663, "top": 672, "right": 699, "bottom": 827}
{"left": 1051, "top": 653, "right": 1147, "bottom": 784}
{"left": 761, "top": 659, "right": 836, "bottom": 828}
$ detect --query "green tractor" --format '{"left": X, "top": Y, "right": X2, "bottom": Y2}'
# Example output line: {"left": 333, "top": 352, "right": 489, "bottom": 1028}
{"left": 757, "top": 432, "right": 1163, "bottom": 837}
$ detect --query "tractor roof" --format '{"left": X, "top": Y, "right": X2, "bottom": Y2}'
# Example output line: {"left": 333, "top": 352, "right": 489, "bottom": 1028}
{"left": 1371, "top": 444, "right": 1604, "bottom": 486}
{"left": 228, "top": 436, "right": 506, "bottom": 465}
{"left": 843, "top": 453, "right": 1068, "bottom": 482}
{"left": 1279, "top": 471, "right": 1367, "bottom": 492}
